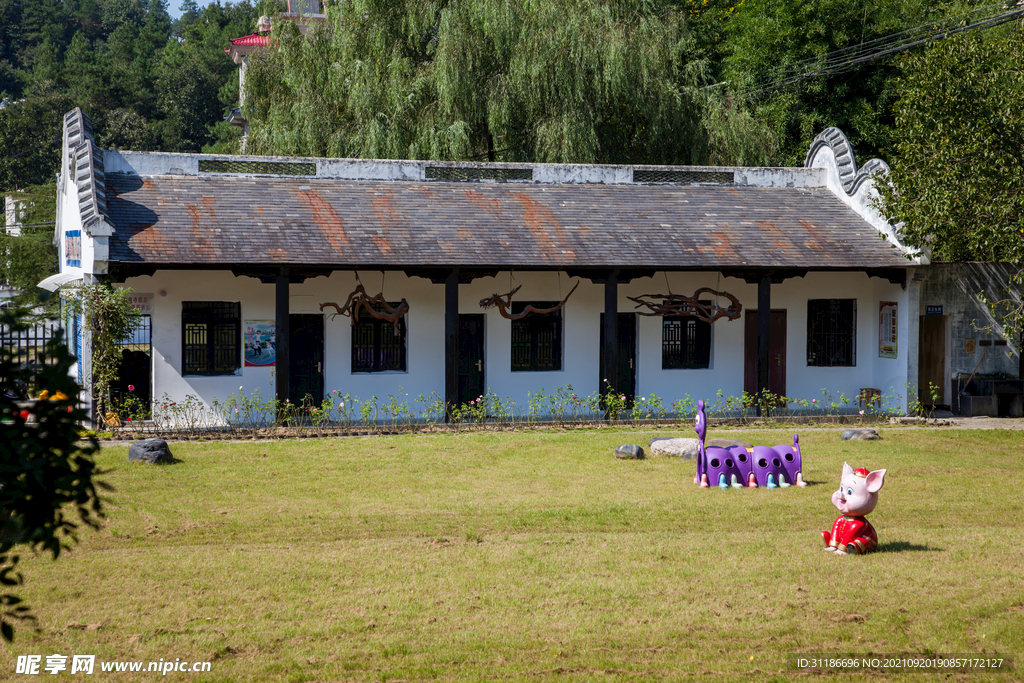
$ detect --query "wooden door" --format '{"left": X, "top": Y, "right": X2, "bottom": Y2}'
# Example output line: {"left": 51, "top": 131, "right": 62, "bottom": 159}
{"left": 599, "top": 313, "right": 637, "bottom": 403}
{"left": 289, "top": 314, "right": 324, "bottom": 407}
{"left": 457, "top": 314, "right": 485, "bottom": 406}
{"left": 918, "top": 315, "right": 947, "bottom": 407}
{"left": 744, "top": 310, "right": 787, "bottom": 400}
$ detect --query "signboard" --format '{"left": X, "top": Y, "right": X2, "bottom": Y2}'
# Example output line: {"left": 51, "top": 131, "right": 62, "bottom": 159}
{"left": 926, "top": 305, "right": 943, "bottom": 316}
{"left": 127, "top": 294, "right": 154, "bottom": 314}
{"left": 65, "top": 230, "right": 81, "bottom": 267}
{"left": 244, "top": 321, "right": 276, "bottom": 367}
{"left": 879, "top": 301, "right": 898, "bottom": 359}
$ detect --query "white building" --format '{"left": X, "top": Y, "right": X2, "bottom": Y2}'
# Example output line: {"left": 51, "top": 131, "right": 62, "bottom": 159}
{"left": 52, "top": 107, "right": 924, "bottom": 420}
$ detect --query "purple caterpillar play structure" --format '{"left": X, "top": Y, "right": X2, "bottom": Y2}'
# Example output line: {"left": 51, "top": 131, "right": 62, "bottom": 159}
{"left": 692, "top": 399, "right": 807, "bottom": 490}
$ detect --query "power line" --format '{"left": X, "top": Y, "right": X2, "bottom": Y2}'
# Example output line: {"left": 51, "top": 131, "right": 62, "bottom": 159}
{"left": 706, "top": 2, "right": 1024, "bottom": 99}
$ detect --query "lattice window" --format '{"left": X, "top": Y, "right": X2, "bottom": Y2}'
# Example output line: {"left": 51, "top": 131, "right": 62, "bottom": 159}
{"left": 662, "top": 312, "right": 711, "bottom": 369}
{"left": 182, "top": 302, "right": 241, "bottom": 376}
{"left": 198, "top": 159, "right": 316, "bottom": 176}
{"left": 510, "top": 302, "right": 561, "bottom": 372}
{"left": 807, "top": 299, "right": 857, "bottom": 367}
{"left": 351, "top": 303, "right": 407, "bottom": 373}
{"left": 425, "top": 166, "right": 533, "bottom": 181}
{"left": 632, "top": 169, "right": 734, "bottom": 184}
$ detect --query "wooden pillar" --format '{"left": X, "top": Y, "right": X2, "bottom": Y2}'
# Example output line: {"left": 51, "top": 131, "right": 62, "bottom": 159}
{"left": 756, "top": 271, "right": 772, "bottom": 416}
{"left": 444, "top": 269, "right": 459, "bottom": 421}
{"left": 275, "top": 267, "right": 290, "bottom": 414}
{"left": 603, "top": 269, "right": 619, "bottom": 419}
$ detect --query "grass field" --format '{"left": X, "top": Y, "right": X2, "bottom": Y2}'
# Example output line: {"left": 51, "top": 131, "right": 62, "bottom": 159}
{"left": 2, "top": 427, "right": 1022, "bottom": 681}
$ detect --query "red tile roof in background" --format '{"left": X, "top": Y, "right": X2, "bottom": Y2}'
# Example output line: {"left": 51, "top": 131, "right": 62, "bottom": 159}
{"left": 228, "top": 34, "right": 269, "bottom": 47}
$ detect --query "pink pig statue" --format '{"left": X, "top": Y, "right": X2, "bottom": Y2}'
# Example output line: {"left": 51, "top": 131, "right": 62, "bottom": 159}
{"left": 822, "top": 462, "right": 886, "bottom": 555}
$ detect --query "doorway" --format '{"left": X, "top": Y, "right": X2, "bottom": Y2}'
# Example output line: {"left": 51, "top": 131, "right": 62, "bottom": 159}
{"left": 457, "top": 314, "right": 485, "bottom": 406}
{"left": 744, "top": 310, "right": 787, "bottom": 400}
{"left": 289, "top": 314, "right": 324, "bottom": 406}
{"left": 599, "top": 313, "right": 637, "bottom": 403}
{"left": 918, "top": 315, "right": 948, "bottom": 409}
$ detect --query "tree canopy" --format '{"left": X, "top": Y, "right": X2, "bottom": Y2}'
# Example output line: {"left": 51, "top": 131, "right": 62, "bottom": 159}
{"left": 243, "top": 0, "right": 776, "bottom": 165}
{"left": 878, "top": 21, "right": 1024, "bottom": 339}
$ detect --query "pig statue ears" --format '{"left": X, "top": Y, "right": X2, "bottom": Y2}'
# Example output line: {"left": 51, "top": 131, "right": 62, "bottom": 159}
{"left": 865, "top": 469, "right": 887, "bottom": 494}
{"left": 842, "top": 462, "right": 853, "bottom": 477}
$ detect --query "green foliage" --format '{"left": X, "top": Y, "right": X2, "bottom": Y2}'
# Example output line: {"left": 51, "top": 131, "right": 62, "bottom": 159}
{"left": 723, "top": 0, "right": 935, "bottom": 165}
{"left": 1, "top": 183, "right": 59, "bottom": 309}
{"left": 0, "top": 82, "right": 73, "bottom": 191}
{"left": 67, "top": 284, "right": 142, "bottom": 426}
{"left": 0, "top": 304, "right": 105, "bottom": 641}
{"left": 878, "top": 24, "right": 1024, "bottom": 340}
{"left": 244, "top": 0, "right": 760, "bottom": 165}
{"left": 0, "top": 0, "right": 258, "bottom": 191}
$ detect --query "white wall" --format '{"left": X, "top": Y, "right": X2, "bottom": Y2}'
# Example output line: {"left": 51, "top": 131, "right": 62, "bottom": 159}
{"left": 121, "top": 268, "right": 911, "bottom": 415}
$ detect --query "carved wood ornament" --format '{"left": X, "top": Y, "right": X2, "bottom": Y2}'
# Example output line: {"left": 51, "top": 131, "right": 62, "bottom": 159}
{"left": 320, "top": 284, "right": 409, "bottom": 333}
{"left": 627, "top": 287, "right": 742, "bottom": 324}
{"left": 479, "top": 281, "right": 580, "bottom": 320}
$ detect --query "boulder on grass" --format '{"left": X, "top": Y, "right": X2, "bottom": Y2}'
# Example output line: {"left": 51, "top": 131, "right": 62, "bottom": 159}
{"left": 841, "top": 429, "right": 882, "bottom": 441}
{"left": 615, "top": 444, "right": 645, "bottom": 460}
{"left": 649, "top": 437, "right": 700, "bottom": 459}
{"left": 128, "top": 438, "right": 175, "bottom": 464}
{"left": 707, "top": 438, "right": 754, "bottom": 450}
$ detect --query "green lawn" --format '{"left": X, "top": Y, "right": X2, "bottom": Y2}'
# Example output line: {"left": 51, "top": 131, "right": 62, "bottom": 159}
{"left": 2, "top": 428, "right": 1022, "bottom": 681}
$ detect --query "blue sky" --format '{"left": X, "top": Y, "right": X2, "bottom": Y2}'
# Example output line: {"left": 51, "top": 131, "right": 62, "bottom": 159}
{"left": 167, "top": 0, "right": 186, "bottom": 19}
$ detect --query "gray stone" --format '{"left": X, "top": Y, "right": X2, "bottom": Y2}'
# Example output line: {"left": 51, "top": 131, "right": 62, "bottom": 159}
{"left": 707, "top": 438, "right": 754, "bottom": 450}
{"left": 649, "top": 437, "right": 700, "bottom": 459}
{"left": 841, "top": 429, "right": 882, "bottom": 441}
{"left": 615, "top": 444, "right": 645, "bottom": 460}
{"left": 128, "top": 438, "right": 175, "bottom": 464}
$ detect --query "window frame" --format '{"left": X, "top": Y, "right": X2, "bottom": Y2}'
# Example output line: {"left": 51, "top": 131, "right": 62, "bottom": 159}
{"left": 806, "top": 298, "right": 857, "bottom": 367}
{"left": 510, "top": 301, "right": 563, "bottom": 372}
{"left": 662, "top": 312, "right": 712, "bottom": 370}
{"left": 350, "top": 304, "right": 408, "bottom": 373}
{"left": 181, "top": 301, "right": 242, "bottom": 376}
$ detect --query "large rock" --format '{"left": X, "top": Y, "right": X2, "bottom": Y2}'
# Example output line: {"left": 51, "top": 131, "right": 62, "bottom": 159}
{"left": 128, "top": 438, "right": 175, "bottom": 464}
{"left": 841, "top": 429, "right": 882, "bottom": 441}
{"left": 707, "top": 438, "right": 753, "bottom": 450}
{"left": 615, "top": 444, "right": 645, "bottom": 460}
{"left": 649, "top": 437, "right": 700, "bottom": 459}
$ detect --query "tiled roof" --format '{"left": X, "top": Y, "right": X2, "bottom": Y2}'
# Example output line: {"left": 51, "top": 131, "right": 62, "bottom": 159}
{"left": 104, "top": 174, "right": 910, "bottom": 270}
{"left": 228, "top": 34, "right": 269, "bottom": 46}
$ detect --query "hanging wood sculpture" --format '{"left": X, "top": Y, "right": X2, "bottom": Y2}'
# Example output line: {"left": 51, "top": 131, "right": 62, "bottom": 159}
{"left": 479, "top": 281, "right": 580, "bottom": 320}
{"left": 320, "top": 284, "right": 409, "bottom": 332}
{"left": 627, "top": 287, "right": 742, "bottom": 324}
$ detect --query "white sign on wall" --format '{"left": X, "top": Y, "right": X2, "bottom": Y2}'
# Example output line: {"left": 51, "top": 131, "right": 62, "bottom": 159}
{"left": 128, "top": 294, "right": 154, "bottom": 314}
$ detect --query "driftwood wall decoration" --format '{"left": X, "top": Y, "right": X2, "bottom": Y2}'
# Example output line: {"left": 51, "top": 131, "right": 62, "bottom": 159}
{"left": 320, "top": 284, "right": 409, "bottom": 333}
{"left": 479, "top": 281, "right": 580, "bottom": 321}
{"left": 627, "top": 287, "right": 742, "bottom": 324}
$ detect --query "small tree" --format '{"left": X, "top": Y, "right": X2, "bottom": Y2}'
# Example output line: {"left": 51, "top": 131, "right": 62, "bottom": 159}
{"left": 0, "top": 304, "right": 106, "bottom": 641}
{"left": 68, "top": 283, "right": 142, "bottom": 426}
{"left": 878, "top": 24, "right": 1024, "bottom": 341}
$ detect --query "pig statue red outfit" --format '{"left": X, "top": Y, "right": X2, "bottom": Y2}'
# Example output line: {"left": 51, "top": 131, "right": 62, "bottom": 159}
{"left": 823, "top": 463, "right": 886, "bottom": 555}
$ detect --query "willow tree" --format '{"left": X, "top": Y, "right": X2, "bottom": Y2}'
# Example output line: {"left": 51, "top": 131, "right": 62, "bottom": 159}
{"left": 244, "top": 0, "right": 767, "bottom": 164}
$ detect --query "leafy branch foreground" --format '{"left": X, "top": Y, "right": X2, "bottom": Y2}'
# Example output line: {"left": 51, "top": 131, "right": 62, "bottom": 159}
{"left": 0, "top": 311, "right": 106, "bottom": 642}
{"left": 107, "top": 384, "right": 918, "bottom": 439}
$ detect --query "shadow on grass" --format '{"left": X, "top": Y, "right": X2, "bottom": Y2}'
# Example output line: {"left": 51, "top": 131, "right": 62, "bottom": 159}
{"left": 877, "top": 541, "right": 942, "bottom": 553}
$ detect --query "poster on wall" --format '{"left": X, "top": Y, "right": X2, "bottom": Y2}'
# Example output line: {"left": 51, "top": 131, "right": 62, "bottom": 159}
{"left": 244, "top": 321, "right": 276, "bottom": 367}
{"left": 879, "top": 301, "right": 898, "bottom": 359}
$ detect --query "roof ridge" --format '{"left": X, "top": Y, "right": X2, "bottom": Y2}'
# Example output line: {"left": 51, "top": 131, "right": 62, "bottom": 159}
{"left": 63, "top": 108, "right": 112, "bottom": 236}
{"left": 804, "top": 127, "right": 890, "bottom": 196}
